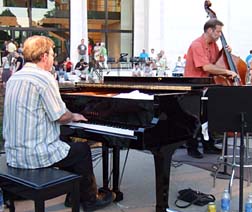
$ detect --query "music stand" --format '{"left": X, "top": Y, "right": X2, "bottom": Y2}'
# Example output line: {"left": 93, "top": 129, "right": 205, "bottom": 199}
{"left": 208, "top": 86, "right": 252, "bottom": 212}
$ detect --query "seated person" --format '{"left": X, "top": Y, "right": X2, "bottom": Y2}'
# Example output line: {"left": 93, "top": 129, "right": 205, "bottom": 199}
{"left": 75, "top": 58, "right": 88, "bottom": 71}
{"left": 132, "top": 62, "right": 141, "bottom": 77}
{"left": 187, "top": 132, "right": 222, "bottom": 159}
{"left": 149, "top": 48, "right": 156, "bottom": 62}
{"left": 74, "top": 59, "right": 88, "bottom": 77}
{"left": 74, "top": 59, "right": 88, "bottom": 71}
{"left": 57, "top": 64, "right": 69, "bottom": 81}
{"left": 53, "top": 60, "right": 60, "bottom": 72}
{"left": 64, "top": 57, "right": 73, "bottom": 72}
{"left": 139, "top": 49, "right": 149, "bottom": 61}
{"left": 143, "top": 63, "right": 153, "bottom": 77}
{"left": 3, "top": 35, "right": 113, "bottom": 211}
{"left": 174, "top": 56, "right": 185, "bottom": 71}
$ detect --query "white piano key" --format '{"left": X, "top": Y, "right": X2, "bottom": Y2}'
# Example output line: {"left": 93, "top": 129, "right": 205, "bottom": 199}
{"left": 65, "top": 122, "right": 135, "bottom": 136}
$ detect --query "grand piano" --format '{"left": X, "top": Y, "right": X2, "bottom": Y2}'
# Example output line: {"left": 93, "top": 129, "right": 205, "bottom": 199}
{"left": 60, "top": 76, "right": 215, "bottom": 212}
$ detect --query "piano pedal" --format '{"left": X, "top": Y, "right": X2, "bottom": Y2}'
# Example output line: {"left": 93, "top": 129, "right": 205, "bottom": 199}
{"left": 113, "top": 190, "right": 123, "bottom": 202}
{"left": 98, "top": 187, "right": 123, "bottom": 202}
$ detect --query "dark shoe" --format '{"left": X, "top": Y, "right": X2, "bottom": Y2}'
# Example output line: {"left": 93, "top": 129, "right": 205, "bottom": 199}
{"left": 64, "top": 193, "right": 71, "bottom": 208}
{"left": 187, "top": 149, "right": 203, "bottom": 159}
{"left": 203, "top": 146, "right": 222, "bottom": 154}
{"left": 82, "top": 190, "right": 113, "bottom": 211}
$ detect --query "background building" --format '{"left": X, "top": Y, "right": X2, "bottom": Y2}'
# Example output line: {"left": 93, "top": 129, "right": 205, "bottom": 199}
{"left": 0, "top": 0, "right": 134, "bottom": 65}
{"left": 0, "top": 0, "right": 70, "bottom": 62}
{"left": 71, "top": 0, "right": 133, "bottom": 64}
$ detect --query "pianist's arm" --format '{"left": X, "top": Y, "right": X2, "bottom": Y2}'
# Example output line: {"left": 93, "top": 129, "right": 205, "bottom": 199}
{"left": 57, "top": 110, "right": 87, "bottom": 124}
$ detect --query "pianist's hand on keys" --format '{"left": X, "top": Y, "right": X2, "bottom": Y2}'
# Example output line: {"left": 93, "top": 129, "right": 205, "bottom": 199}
{"left": 72, "top": 113, "right": 88, "bottom": 122}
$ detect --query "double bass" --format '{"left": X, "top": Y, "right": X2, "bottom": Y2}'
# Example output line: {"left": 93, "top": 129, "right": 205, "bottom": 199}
{"left": 204, "top": 0, "right": 248, "bottom": 86}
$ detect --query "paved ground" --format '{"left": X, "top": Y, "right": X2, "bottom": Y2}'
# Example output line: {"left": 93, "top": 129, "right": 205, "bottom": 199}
{"left": 4, "top": 149, "right": 252, "bottom": 212}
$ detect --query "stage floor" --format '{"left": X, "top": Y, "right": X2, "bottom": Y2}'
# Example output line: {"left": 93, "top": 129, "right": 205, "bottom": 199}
{"left": 3, "top": 148, "right": 251, "bottom": 212}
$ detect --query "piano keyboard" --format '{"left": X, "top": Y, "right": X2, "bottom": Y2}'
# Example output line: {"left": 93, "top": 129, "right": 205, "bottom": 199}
{"left": 65, "top": 122, "right": 135, "bottom": 136}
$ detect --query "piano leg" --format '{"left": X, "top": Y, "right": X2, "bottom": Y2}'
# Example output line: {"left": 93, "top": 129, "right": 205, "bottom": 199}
{"left": 102, "top": 144, "right": 109, "bottom": 189}
{"left": 112, "top": 145, "right": 123, "bottom": 201}
{"left": 101, "top": 144, "right": 123, "bottom": 202}
{"left": 152, "top": 144, "right": 179, "bottom": 212}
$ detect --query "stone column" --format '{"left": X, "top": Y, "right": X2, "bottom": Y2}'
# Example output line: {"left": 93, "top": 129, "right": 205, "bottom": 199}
{"left": 70, "top": 0, "right": 88, "bottom": 65}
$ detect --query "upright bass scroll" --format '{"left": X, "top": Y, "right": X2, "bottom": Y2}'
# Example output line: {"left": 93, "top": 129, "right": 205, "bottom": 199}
{"left": 204, "top": 0, "right": 248, "bottom": 86}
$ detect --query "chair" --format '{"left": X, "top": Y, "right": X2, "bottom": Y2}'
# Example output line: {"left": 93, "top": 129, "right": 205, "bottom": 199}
{"left": 129, "top": 57, "right": 139, "bottom": 63}
{"left": 118, "top": 53, "right": 131, "bottom": 70}
{"left": 0, "top": 156, "right": 81, "bottom": 212}
{"left": 107, "top": 57, "right": 115, "bottom": 63}
{"left": 138, "top": 58, "right": 146, "bottom": 69}
{"left": 107, "top": 57, "right": 116, "bottom": 69}
{"left": 213, "top": 132, "right": 252, "bottom": 194}
{"left": 119, "top": 53, "right": 128, "bottom": 63}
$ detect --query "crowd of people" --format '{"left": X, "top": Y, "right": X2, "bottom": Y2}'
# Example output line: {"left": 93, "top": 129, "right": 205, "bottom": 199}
{"left": 131, "top": 49, "right": 172, "bottom": 77}
{"left": 131, "top": 48, "right": 187, "bottom": 78}
{"left": 1, "top": 39, "right": 137, "bottom": 92}
{"left": 1, "top": 39, "right": 24, "bottom": 87}
{"left": 0, "top": 37, "right": 188, "bottom": 84}
{"left": 56, "top": 39, "right": 108, "bottom": 82}
{"left": 0, "top": 38, "right": 111, "bottom": 85}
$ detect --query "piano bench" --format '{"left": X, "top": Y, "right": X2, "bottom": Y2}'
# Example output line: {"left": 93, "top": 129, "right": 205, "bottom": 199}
{"left": 0, "top": 156, "right": 82, "bottom": 212}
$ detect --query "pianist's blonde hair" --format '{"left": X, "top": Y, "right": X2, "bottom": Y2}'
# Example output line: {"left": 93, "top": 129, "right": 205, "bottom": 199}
{"left": 23, "top": 35, "right": 54, "bottom": 63}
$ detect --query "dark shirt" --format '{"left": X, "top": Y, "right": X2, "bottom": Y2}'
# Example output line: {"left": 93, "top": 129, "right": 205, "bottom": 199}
{"left": 75, "top": 62, "right": 87, "bottom": 71}
{"left": 78, "top": 44, "right": 87, "bottom": 55}
{"left": 64, "top": 61, "right": 73, "bottom": 72}
{"left": 15, "top": 56, "right": 24, "bottom": 72}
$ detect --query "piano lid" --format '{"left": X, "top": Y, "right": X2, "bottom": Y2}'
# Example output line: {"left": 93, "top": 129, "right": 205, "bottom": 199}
{"left": 72, "top": 76, "right": 215, "bottom": 92}
{"left": 103, "top": 76, "right": 214, "bottom": 85}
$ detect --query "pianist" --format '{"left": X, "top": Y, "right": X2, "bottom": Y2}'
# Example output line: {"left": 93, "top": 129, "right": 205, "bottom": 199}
{"left": 3, "top": 35, "right": 112, "bottom": 211}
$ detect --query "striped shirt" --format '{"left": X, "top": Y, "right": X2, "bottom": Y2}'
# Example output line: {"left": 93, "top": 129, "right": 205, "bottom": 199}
{"left": 3, "top": 63, "right": 70, "bottom": 169}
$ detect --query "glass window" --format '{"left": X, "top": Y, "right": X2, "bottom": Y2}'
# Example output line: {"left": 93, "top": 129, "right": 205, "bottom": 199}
{"left": 0, "top": 0, "right": 70, "bottom": 61}
{"left": 87, "top": 0, "right": 105, "bottom": 12}
{"left": 87, "top": 0, "right": 133, "bottom": 60}
{"left": 0, "top": 1, "right": 69, "bottom": 29}
{"left": 107, "top": 32, "right": 132, "bottom": 60}
{"left": 4, "top": 0, "right": 47, "bottom": 8}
